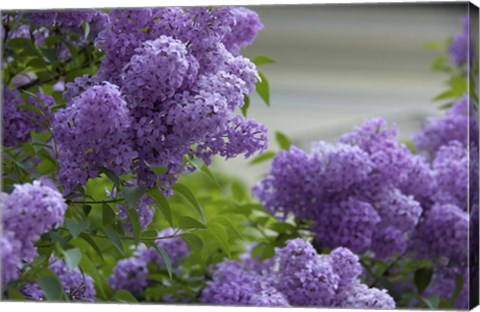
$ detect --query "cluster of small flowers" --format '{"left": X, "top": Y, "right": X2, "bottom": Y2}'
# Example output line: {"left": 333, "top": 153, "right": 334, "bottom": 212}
{"left": 201, "top": 239, "right": 395, "bottom": 308}
{"left": 449, "top": 15, "right": 475, "bottom": 67}
{"left": 22, "top": 256, "right": 96, "bottom": 302}
{"left": 46, "top": 7, "right": 267, "bottom": 194}
{"left": 2, "top": 88, "right": 53, "bottom": 147}
{"left": 254, "top": 118, "right": 429, "bottom": 258}
{"left": 109, "top": 228, "right": 190, "bottom": 294}
{"left": 0, "top": 180, "right": 67, "bottom": 285}
{"left": 408, "top": 95, "right": 477, "bottom": 308}
{"left": 51, "top": 83, "right": 137, "bottom": 192}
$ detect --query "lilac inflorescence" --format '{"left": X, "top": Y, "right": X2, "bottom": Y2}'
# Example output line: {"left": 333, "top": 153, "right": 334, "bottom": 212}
{"left": 1, "top": 180, "right": 67, "bottom": 286}
{"left": 201, "top": 239, "right": 395, "bottom": 308}
{"left": 22, "top": 256, "right": 96, "bottom": 301}
{"left": 46, "top": 7, "right": 267, "bottom": 195}
{"left": 449, "top": 15, "right": 475, "bottom": 67}
{"left": 52, "top": 82, "right": 137, "bottom": 193}
{"left": 414, "top": 96, "right": 472, "bottom": 156}
{"left": 2, "top": 87, "right": 53, "bottom": 147}
{"left": 109, "top": 228, "right": 190, "bottom": 294}
{"left": 406, "top": 94, "right": 473, "bottom": 308}
{"left": 254, "top": 118, "right": 428, "bottom": 258}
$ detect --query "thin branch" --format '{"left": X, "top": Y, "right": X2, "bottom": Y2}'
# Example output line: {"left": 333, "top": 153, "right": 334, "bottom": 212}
{"left": 67, "top": 198, "right": 125, "bottom": 205}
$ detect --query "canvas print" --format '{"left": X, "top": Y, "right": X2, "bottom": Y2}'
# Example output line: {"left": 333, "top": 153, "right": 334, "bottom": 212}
{"left": 0, "top": 2, "right": 479, "bottom": 310}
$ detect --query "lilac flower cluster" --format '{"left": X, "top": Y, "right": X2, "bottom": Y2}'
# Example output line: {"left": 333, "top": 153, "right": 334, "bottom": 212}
{"left": 52, "top": 82, "right": 137, "bottom": 192}
{"left": 407, "top": 96, "right": 476, "bottom": 308}
{"left": 414, "top": 96, "right": 474, "bottom": 157}
{"left": 51, "top": 7, "right": 267, "bottom": 194}
{"left": 449, "top": 15, "right": 475, "bottom": 67}
{"left": 22, "top": 256, "right": 96, "bottom": 302}
{"left": 202, "top": 239, "right": 395, "bottom": 308}
{"left": 2, "top": 87, "right": 53, "bottom": 147}
{"left": 410, "top": 98, "right": 474, "bottom": 266}
{"left": 1, "top": 180, "right": 67, "bottom": 285}
{"left": 109, "top": 228, "right": 190, "bottom": 294}
{"left": 25, "top": 10, "right": 109, "bottom": 39}
{"left": 254, "top": 118, "right": 427, "bottom": 258}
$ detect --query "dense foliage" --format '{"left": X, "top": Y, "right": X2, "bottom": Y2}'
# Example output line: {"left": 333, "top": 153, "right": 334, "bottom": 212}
{"left": 0, "top": 8, "right": 478, "bottom": 309}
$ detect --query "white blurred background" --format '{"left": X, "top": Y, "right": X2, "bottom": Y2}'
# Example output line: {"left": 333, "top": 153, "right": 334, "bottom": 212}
{"left": 213, "top": 3, "right": 469, "bottom": 185}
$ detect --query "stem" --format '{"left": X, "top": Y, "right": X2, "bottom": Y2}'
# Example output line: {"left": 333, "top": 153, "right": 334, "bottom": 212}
{"left": 67, "top": 198, "right": 125, "bottom": 205}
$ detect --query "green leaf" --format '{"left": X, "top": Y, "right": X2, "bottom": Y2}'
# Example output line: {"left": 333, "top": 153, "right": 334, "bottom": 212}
{"left": 78, "top": 256, "right": 107, "bottom": 298}
{"left": 82, "top": 205, "right": 92, "bottom": 217}
{"left": 424, "top": 41, "right": 443, "bottom": 51}
{"left": 82, "top": 22, "right": 90, "bottom": 40}
{"left": 200, "top": 164, "right": 222, "bottom": 190}
{"left": 270, "top": 222, "right": 296, "bottom": 234}
{"left": 79, "top": 233, "right": 104, "bottom": 261}
{"left": 208, "top": 223, "right": 230, "bottom": 257}
{"left": 241, "top": 95, "right": 250, "bottom": 117}
{"left": 433, "top": 89, "right": 462, "bottom": 101}
{"left": 231, "top": 181, "right": 246, "bottom": 202}
{"left": 414, "top": 267, "right": 433, "bottom": 294}
{"left": 123, "top": 186, "right": 147, "bottom": 208}
{"left": 102, "top": 203, "right": 116, "bottom": 226}
{"left": 150, "top": 165, "right": 168, "bottom": 177}
{"left": 172, "top": 183, "right": 205, "bottom": 221}
{"left": 102, "top": 226, "right": 125, "bottom": 255}
{"left": 152, "top": 244, "right": 173, "bottom": 279}
{"left": 62, "top": 248, "right": 82, "bottom": 270}
{"left": 249, "top": 151, "right": 276, "bottom": 165}
{"left": 7, "top": 286, "right": 26, "bottom": 300}
{"left": 8, "top": 37, "right": 35, "bottom": 51}
{"left": 252, "top": 242, "right": 275, "bottom": 260}
{"left": 181, "top": 233, "right": 203, "bottom": 253}
{"left": 113, "top": 289, "right": 138, "bottom": 303}
{"left": 252, "top": 55, "right": 276, "bottom": 66}
{"left": 210, "top": 216, "right": 243, "bottom": 241}
{"left": 65, "top": 218, "right": 90, "bottom": 238}
{"left": 178, "top": 216, "right": 207, "bottom": 230}
{"left": 450, "top": 274, "right": 464, "bottom": 302}
{"left": 141, "top": 230, "right": 159, "bottom": 239}
{"left": 420, "top": 294, "right": 440, "bottom": 309}
{"left": 275, "top": 131, "right": 292, "bottom": 150}
{"left": 255, "top": 71, "right": 270, "bottom": 106}
{"left": 147, "top": 188, "right": 173, "bottom": 226}
{"left": 26, "top": 57, "right": 47, "bottom": 69}
{"left": 125, "top": 207, "right": 141, "bottom": 243}
{"left": 101, "top": 168, "right": 122, "bottom": 190}
{"left": 36, "top": 271, "right": 66, "bottom": 301}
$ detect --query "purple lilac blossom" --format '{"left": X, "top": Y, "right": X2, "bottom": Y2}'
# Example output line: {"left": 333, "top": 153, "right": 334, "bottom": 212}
{"left": 109, "top": 228, "right": 190, "bottom": 294}
{"left": 414, "top": 96, "right": 475, "bottom": 156}
{"left": 431, "top": 141, "right": 468, "bottom": 210}
{"left": 53, "top": 7, "right": 267, "bottom": 194}
{"left": 1, "top": 230, "right": 22, "bottom": 285}
{"left": 2, "top": 87, "right": 51, "bottom": 146}
{"left": 449, "top": 15, "right": 475, "bottom": 67}
{"left": 201, "top": 239, "right": 395, "bottom": 308}
{"left": 335, "top": 280, "right": 396, "bottom": 309}
{"left": 52, "top": 83, "right": 136, "bottom": 193}
{"left": 413, "top": 203, "right": 468, "bottom": 263}
{"left": 2, "top": 180, "right": 67, "bottom": 260}
{"left": 109, "top": 257, "right": 149, "bottom": 294}
{"left": 223, "top": 8, "right": 264, "bottom": 55}
{"left": 22, "top": 257, "right": 96, "bottom": 301}
{"left": 254, "top": 118, "right": 426, "bottom": 257}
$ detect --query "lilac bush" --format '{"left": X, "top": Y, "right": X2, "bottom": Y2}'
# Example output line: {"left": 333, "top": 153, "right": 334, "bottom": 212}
{"left": 1, "top": 7, "right": 477, "bottom": 309}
